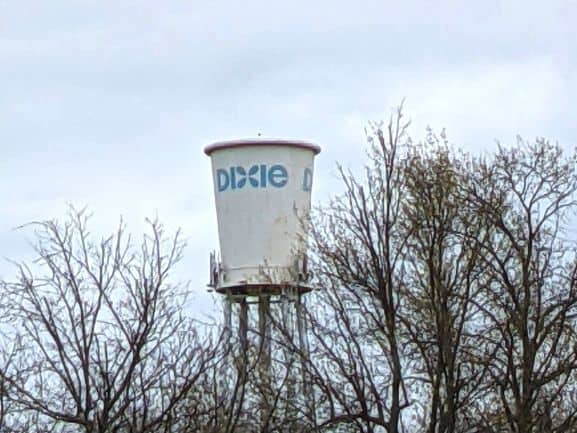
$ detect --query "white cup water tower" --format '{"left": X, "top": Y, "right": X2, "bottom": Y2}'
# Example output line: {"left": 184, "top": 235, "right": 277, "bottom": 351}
{"left": 205, "top": 138, "right": 320, "bottom": 424}
{"left": 205, "top": 138, "right": 320, "bottom": 294}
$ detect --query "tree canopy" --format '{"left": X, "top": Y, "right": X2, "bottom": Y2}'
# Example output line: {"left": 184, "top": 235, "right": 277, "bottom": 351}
{"left": 2, "top": 110, "right": 577, "bottom": 432}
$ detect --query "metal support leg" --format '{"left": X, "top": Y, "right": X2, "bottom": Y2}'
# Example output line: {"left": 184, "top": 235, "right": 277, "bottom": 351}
{"left": 258, "top": 296, "right": 271, "bottom": 428}
{"left": 281, "top": 287, "right": 298, "bottom": 428}
{"left": 220, "top": 292, "right": 233, "bottom": 427}
{"left": 296, "top": 293, "right": 315, "bottom": 427}
{"left": 239, "top": 297, "right": 249, "bottom": 354}
{"left": 224, "top": 291, "right": 232, "bottom": 346}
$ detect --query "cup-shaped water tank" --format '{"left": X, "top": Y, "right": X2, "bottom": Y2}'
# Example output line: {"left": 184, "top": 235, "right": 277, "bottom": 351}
{"left": 205, "top": 139, "right": 320, "bottom": 294}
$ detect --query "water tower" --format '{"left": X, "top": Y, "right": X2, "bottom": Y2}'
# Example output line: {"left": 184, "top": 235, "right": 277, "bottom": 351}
{"left": 205, "top": 138, "right": 320, "bottom": 423}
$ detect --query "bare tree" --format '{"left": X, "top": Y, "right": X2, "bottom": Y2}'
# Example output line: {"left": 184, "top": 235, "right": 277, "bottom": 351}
{"left": 288, "top": 120, "right": 577, "bottom": 433}
{"left": 0, "top": 341, "right": 28, "bottom": 433}
{"left": 400, "top": 134, "right": 493, "bottom": 433}
{"left": 466, "top": 139, "right": 577, "bottom": 432}
{"left": 301, "top": 108, "right": 412, "bottom": 433}
{"left": 1, "top": 209, "right": 220, "bottom": 433}
{"left": 4, "top": 119, "right": 576, "bottom": 433}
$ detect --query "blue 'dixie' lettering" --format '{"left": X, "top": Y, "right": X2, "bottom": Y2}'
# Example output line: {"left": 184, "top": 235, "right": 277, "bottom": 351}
{"left": 217, "top": 164, "right": 288, "bottom": 191}
{"left": 302, "top": 167, "right": 313, "bottom": 191}
{"left": 217, "top": 169, "right": 229, "bottom": 192}
{"left": 268, "top": 165, "right": 288, "bottom": 188}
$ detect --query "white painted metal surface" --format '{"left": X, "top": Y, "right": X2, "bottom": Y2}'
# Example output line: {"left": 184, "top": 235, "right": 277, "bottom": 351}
{"left": 205, "top": 139, "right": 320, "bottom": 291}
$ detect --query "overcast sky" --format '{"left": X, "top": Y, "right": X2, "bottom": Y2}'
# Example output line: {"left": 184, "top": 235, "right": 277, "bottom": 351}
{"left": 1, "top": 1, "right": 575, "bottom": 317}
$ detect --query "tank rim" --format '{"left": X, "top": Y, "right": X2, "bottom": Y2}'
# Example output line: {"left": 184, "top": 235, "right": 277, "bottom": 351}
{"left": 204, "top": 138, "right": 321, "bottom": 156}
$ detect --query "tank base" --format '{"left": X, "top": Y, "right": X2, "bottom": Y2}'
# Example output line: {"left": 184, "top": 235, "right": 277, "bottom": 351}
{"left": 213, "top": 283, "right": 312, "bottom": 297}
